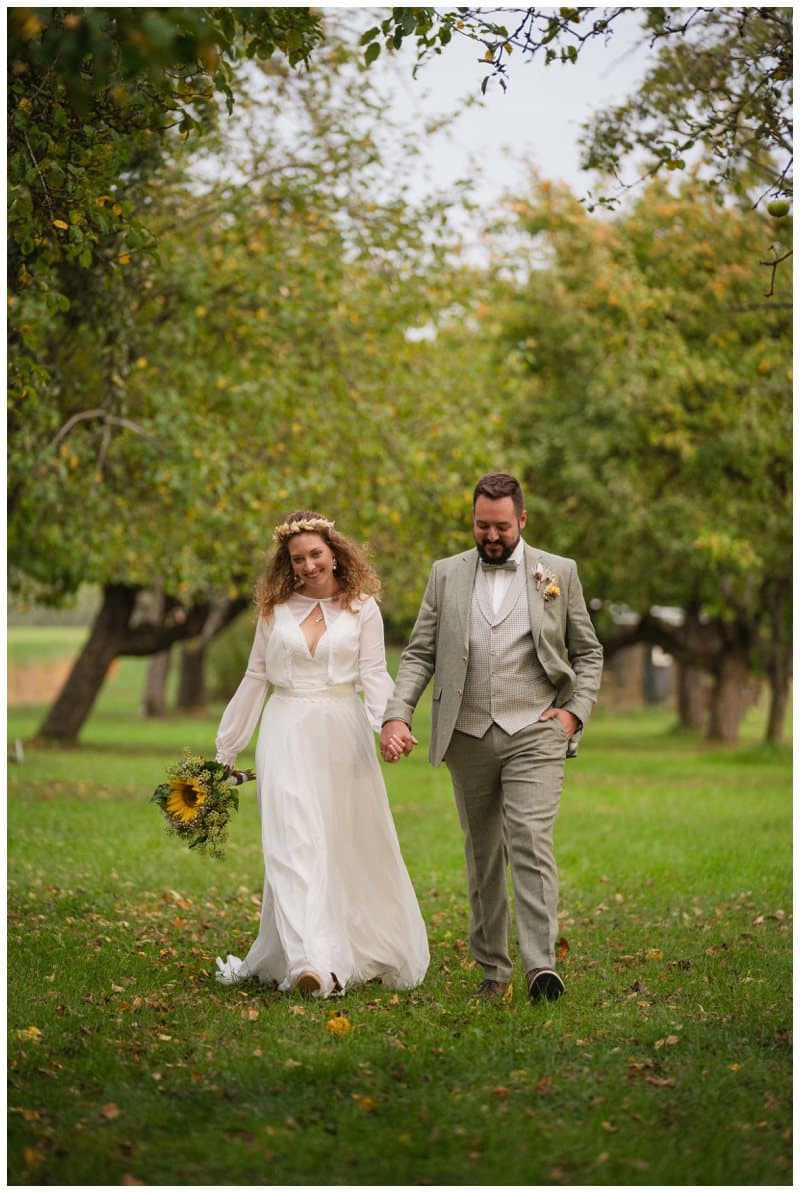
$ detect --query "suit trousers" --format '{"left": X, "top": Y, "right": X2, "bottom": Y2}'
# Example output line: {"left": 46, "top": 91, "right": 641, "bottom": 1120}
{"left": 444, "top": 718, "right": 568, "bottom": 981}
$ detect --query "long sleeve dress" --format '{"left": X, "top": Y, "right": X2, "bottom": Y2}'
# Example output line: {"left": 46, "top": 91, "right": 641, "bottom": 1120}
{"left": 213, "top": 592, "right": 429, "bottom": 997}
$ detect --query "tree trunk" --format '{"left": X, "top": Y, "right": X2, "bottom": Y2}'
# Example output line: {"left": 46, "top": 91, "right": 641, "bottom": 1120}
{"left": 707, "top": 648, "right": 750, "bottom": 744}
{"left": 676, "top": 662, "right": 709, "bottom": 730}
{"left": 765, "top": 657, "right": 791, "bottom": 744}
{"left": 37, "top": 584, "right": 137, "bottom": 741}
{"left": 139, "top": 582, "right": 170, "bottom": 718}
{"left": 141, "top": 650, "right": 172, "bottom": 717}
{"left": 177, "top": 641, "right": 206, "bottom": 710}
{"left": 175, "top": 598, "right": 249, "bottom": 711}
{"left": 37, "top": 582, "right": 216, "bottom": 743}
{"left": 761, "top": 579, "right": 792, "bottom": 746}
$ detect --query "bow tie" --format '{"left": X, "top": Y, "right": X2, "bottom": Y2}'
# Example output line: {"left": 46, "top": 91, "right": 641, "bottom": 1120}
{"left": 481, "top": 559, "right": 518, "bottom": 573}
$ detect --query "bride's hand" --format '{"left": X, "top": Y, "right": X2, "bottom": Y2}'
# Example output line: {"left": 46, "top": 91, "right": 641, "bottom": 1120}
{"left": 380, "top": 720, "right": 417, "bottom": 762}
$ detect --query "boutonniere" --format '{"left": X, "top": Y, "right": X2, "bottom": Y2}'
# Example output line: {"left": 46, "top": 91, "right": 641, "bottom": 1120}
{"left": 534, "top": 560, "right": 560, "bottom": 602}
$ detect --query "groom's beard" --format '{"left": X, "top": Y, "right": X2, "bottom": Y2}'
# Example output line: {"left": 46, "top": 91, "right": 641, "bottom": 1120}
{"left": 475, "top": 536, "right": 520, "bottom": 565}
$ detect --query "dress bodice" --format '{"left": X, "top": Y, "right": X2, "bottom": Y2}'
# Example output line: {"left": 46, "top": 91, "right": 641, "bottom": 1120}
{"left": 267, "top": 600, "right": 362, "bottom": 691}
{"left": 215, "top": 595, "right": 395, "bottom": 766}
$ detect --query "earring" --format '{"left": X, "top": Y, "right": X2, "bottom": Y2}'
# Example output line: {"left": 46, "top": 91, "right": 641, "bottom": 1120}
{"left": 332, "top": 558, "right": 338, "bottom": 571}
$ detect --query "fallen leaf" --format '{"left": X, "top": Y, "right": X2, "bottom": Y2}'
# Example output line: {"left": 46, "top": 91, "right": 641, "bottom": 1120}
{"left": 326, "top": 1012, "right": 351, "bottom": 1037}
{"left": 555, "top": 936, "right": 570, "bottom": 959}
{"left": 23, "top": 1147, "right": 43, "bottom": 1167}
{"left": 241, "top": 1007, "right": 259, "bottom": 1021}
{"left": 352, "top": 1094, "right": 377, "bottom": 1112}
{"left": 17, "top": 1026, "right": 43, "bottom": 1044}
{"left": 121, "top": 1176, "right": 144, "bottom": 1186}
{"left": 100, "top": 1102, "right": 122, "bottom": 1120}
{"left": 646, "top": 948, "right": 662, "bottom": 961}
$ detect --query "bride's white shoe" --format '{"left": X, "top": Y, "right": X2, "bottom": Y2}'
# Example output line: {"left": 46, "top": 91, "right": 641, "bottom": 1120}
{"left": 215, "top": 954, "right": 245, "bottom": 985}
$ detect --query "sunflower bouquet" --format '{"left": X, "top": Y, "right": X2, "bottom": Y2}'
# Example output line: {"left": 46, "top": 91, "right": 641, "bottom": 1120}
{"left": 150, "top": 752, "right": 255, "bottom": 859}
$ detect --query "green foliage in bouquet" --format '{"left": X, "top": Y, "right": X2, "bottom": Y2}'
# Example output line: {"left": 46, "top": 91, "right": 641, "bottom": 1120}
{"left": 150, "top": 753, "right": 254, "bottom": 859}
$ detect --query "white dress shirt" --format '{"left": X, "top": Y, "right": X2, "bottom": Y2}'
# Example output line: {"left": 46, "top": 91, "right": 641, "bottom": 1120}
{"left": 482, "top": 539, "right": 525, "bottom": 614}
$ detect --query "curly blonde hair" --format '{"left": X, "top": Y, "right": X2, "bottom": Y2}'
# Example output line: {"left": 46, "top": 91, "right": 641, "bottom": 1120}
{"left": 256, "top": 510, "right": 381, "bottom": 618}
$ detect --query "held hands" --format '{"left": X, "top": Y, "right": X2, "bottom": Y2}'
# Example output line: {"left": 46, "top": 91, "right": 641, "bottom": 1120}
{"left": 380, "top": 720, "right": 418, "bottom": 763}
{"left": 538, "top": 707, "right": 580, "bottom": 739}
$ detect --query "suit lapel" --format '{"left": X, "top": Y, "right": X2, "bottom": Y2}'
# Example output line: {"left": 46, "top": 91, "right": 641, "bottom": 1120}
{"left": 456, "top": 551, "right": 479, "bottom": 647}
{"left": 523, "top": 543, "right": 545, "bottom": 646}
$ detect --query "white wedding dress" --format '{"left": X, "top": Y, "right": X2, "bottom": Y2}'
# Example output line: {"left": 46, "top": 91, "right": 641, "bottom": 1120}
{"left": 213, "top": 593, "right": 429, "bottom": 997}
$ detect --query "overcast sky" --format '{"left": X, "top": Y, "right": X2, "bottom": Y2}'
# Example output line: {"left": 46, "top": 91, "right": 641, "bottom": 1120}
{"left": 352, "top": 7, "right": 653, "bottom": 210}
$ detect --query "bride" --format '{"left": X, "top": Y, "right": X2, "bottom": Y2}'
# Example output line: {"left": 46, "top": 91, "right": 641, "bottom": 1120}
{"left": 213, "top": 510, "right": 429, "bottom": 998}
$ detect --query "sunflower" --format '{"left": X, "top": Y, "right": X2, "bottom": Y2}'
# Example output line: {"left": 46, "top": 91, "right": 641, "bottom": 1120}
{"left": 150, "top": 753, "right": 255, "bottom": 859}
{"left": 166, "top": 777, "right": 207, "bottom": 823}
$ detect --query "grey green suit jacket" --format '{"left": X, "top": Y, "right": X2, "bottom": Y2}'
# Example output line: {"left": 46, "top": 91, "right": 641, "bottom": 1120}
{"left": 383, "top": 542, "right": 603, "bottom": 766}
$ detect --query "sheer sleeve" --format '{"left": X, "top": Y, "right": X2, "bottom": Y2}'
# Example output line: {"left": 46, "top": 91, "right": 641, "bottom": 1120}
{"left": 357, "top": 599, "right": 396, "bottom": 732}
{"left": 214, "top": 617, "right": 271, "bottom": 767}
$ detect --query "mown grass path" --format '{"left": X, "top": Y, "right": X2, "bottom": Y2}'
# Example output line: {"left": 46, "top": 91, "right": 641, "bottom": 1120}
{"left": 8, "top": 647, "right": 792, "bottom": 1185}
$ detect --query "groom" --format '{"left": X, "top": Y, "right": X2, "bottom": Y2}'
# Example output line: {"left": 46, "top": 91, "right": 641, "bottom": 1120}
{"left": 380, "top": 472, "right": 603, "bottom": 1002}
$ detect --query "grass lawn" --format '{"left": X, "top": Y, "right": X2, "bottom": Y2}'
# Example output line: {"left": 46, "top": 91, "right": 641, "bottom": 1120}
{"left": 7, "top": 636, "right": 792, "bottom": 1186}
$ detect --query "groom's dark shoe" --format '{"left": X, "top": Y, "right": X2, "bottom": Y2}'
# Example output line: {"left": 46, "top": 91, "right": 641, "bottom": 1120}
{"left": 472, "top": 978, "right": 511, "bottom": 1000}
{"left": 526, "top": 967, "right": 565, "bottom": 1003}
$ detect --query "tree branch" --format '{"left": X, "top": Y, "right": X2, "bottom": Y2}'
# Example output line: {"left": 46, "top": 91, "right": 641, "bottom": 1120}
{"left": 48, "top": 408, "right": 155, "bottom": 452}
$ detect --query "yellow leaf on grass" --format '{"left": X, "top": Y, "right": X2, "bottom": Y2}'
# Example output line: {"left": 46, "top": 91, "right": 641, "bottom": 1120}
{"left": 17, "top": 1026, "right": 43, "bottom": 1043}
{"left": 326, "top": 1012, "right": 351, "bottom": 1036}
{"left": 352, "top": 1094, "right": 377, "bottom": 1112}
{"left": 100, "top": 1102, "right": 122, "bottom": 1120}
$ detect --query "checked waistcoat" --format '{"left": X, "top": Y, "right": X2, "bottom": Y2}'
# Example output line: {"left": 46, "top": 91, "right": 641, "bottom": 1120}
{"left": 454, "top": 561, "right": 557, "bottom": 738}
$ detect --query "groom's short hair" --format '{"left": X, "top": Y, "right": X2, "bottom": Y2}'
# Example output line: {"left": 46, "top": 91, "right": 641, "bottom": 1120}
{"left": 473, "top": 472, "right": 525, "bottom": 516}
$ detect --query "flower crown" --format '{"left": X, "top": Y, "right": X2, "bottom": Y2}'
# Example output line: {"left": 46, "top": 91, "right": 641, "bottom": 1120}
{"left": 272, "top": 516, "right": 335, "bottom": 543}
